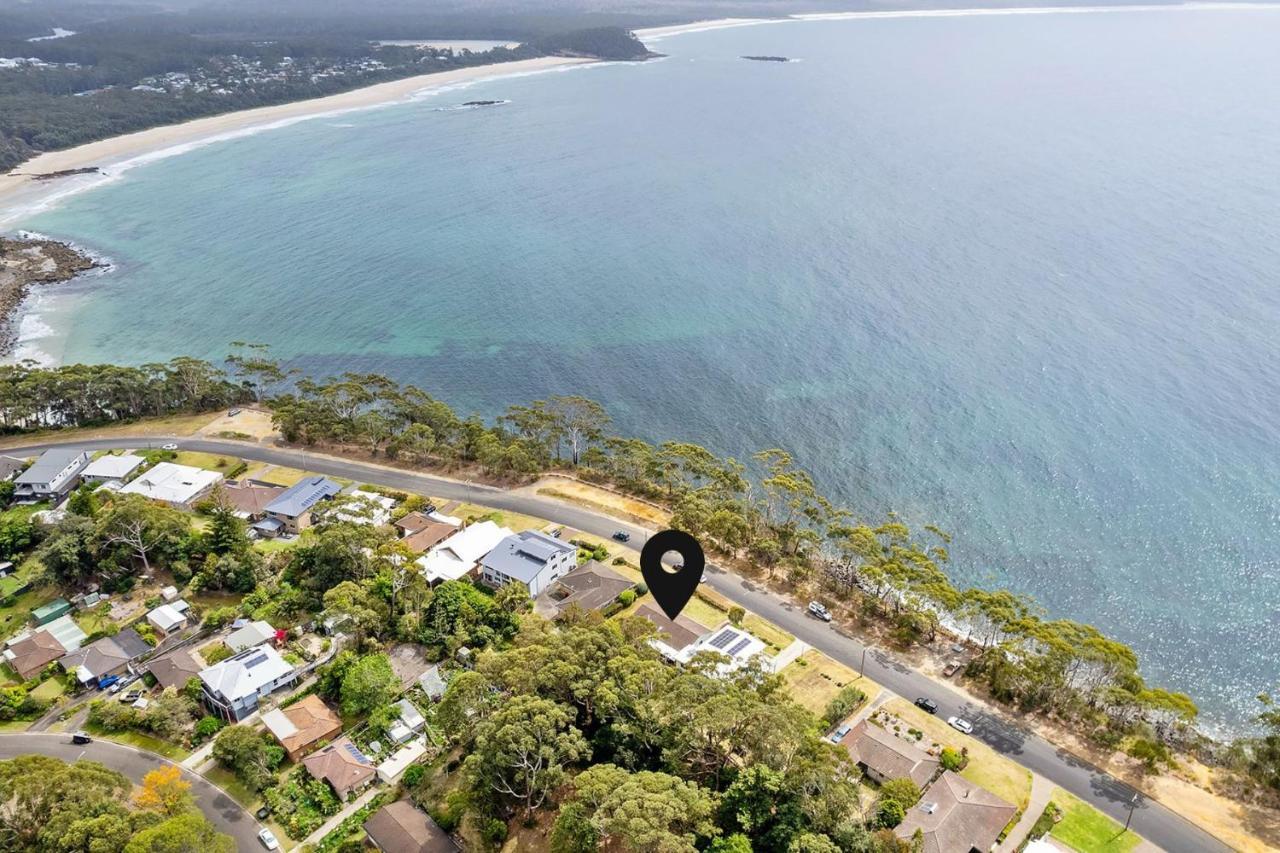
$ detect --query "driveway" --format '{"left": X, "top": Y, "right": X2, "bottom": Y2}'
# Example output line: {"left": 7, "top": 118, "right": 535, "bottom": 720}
{"left": 0, "top": 732, "right": 263, "bottom": 850}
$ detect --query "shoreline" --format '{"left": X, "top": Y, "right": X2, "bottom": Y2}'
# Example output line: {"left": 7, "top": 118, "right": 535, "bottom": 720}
{"left": 0, "top": 55, "right": 594, "bottom": 229}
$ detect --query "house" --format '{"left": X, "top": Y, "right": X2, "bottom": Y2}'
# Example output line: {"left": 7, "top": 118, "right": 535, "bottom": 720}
{"left": 40, "top": 614, "right": 87, "bottom": 651}
{"left": 261, "top": 476, "right": 341, "bottom": 535}
{"left": 3, "top": 630, "right": 66, "bottom": 680}
{"left": 681, "top": 623, "right": 770, "bottom": 673}
{"left": 199, "top": 644, "right": 296, "bottom": 721}
{"left": 146, "top": 603, "right": 188, "bottom": 636}
{"left": 261, "top": 694, "right": 343, "bottom": 761}
{"left": 401, "top": 520, "right": 460, "bottom": 555}
{"left": 221, "top": 479, "right": 285, "bottom": 519}
{"left": 388, "top": 698, "right": 427, "bottom": 744}
{"left": 632, "top": 602, "right": 711, "bottom": 661}
{"left": 394, "top": 511, "right": 434, "bottom": 537}
{"left": 895, "top": 771, "right": 1017, "bottom": 853}
{"left": 146, "top": 648, "right": 203, "bottom": 690}
{"left": 534, "top": 560, "right": 635, "bottom": 619}
{"left": 363, "top": 799, "right": 459, "bottom": 853}
{"left": 478, "top": 530, "right": 577, "bottom": 597}
{"left": 0, "top": 455, "right": 29, "bottom": 481}
{"left": 416, "top": 520, "right": 512, "bottom": 585}
{"left": 417, "top": 665, "right": 446, "bottom": 701}
{"left": 225, "top": 619, "right": 276, "bottom": 652}
{"left": 377, "top": 738, "right": 427, "bottom": 784}
{"left": 304, "top": 737, "right": 377, "bottom": 799}
{"left": 60, "top": 628, "right": 150, "bottom": 685}
{"left": 31, "top": 597, "right": 71, "bottom": 626}
{"left": 119, "top": 462, "right": 223, "bottom": 508}
{"left": 13, "top": 449, "right": 89, "bottom": 500}
{"left": 79, "top": 453, "right": 145, "bottom": 484}
{"left": 335, "top": 489, "right": 396, "bottom": 526}
{"left": 840, "top": 720, "right": 941, "bottom": 789}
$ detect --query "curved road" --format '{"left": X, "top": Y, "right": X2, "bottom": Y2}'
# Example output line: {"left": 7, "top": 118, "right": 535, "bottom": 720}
{"left": 7, "top": 436, "right": 1230, "bottom": 853}
{"left": 0, "top": 732, "right": 262, "bottom": 850}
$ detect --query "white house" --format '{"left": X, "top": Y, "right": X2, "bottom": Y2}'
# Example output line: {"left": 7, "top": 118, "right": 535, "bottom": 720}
{"left": 416, "top": 520, "right": 513, "bottom": 585}
{"left": 478, "top": 530, "right": 577, "bottom": 597}
{"left": 146, "top": 602, "right": 188, "bottom": 636}
{"left": 376, "top": 737, "right": 428, "bottom": 784}
{"left": 335, "top": 490, "right": 396, "bottom": 526}
{"left": 13, "top": 449, "right": 89, "bottom": 500}
{"left": 79, "top": 453, "right": 145, "bottom": 484}
{"left": 199, "top": 644, "right": 296, "bottom": 721}
{"left": 119, "top": 462, "right": 222, "bottom": 508}
{"left": 225, "top": 619, "right": 277, "bottom": 652}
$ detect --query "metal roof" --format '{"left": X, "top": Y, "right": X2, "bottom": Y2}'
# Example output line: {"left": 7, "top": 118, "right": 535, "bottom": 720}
{"left": 15, "top": 449, "right": 85, "bottom": 484}
{"left": 480, "top": 530, "right": 575, "bottom": 584}
{"left": 264, "top": 476, "right": 341, "bottom": 518}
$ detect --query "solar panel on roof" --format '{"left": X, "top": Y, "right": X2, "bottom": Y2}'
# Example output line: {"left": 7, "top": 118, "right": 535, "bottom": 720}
{"left": 708, "top": 630, "right": 737, "bottom": 650}
{"left": 344, "top": 743, "right": 370, "bottom": 763}
{"left": 727, "top": 638, "right": 752, "bottom": 656}
{"left": 244, "top": 653, "right": 269, "bottom": 669}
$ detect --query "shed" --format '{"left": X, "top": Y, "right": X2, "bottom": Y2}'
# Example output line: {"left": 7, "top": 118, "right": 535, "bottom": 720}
{"left": 32, "top": 598, "right": 71, "bottom": 626}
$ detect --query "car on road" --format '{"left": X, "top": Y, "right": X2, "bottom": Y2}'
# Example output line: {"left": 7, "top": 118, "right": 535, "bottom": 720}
{"left": 160, "top": 442, "right": 178, "bottom": 450}
{"left": 71, "top": 731, "right": 92, "bottom": 745}
{"left": 828, "top": 723, "right": 853, "bottom": 744}
{"left": 808, "top": 601, "right": 832, "bottom": 621}
{"left": 612, "top": 531, "right": 631, "bottom": 542}
{"left": 228, "top": 408, "right": 241, "bottom": 416}
{"left": 257, "top": 828, "right": 279, "bottom": 850}
{"left": 914, "top": 697, "right": 938, "bottom": 714}
{"left": 942, "top": 660, "right": 963, "bottom": 677}
{"left": 947, "top": 716, "right": 974, "bottom": 734}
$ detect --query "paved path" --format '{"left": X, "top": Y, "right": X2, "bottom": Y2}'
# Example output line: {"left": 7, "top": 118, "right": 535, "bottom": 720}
{"left": 998, "top": 772, "right": 1055, "bottom": 852}
{"left": 0, "top": 732, "right": 263, "bottom": 851}
{"left": 5, "top": 436, "right": 1228, "bottom": 853}
{"left": 302, "top": 786, "right": 379, "bottom": 846}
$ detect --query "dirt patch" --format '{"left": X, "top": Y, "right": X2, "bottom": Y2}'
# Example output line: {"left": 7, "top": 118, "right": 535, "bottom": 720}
{"left": 530, "top": 475, "right": 671, "bottom": 527}
{"left": 387, "top": 643, "right": 432, "bottom": 690}
{"left": 197, "top": 407, "right": 277, "bottom": 441}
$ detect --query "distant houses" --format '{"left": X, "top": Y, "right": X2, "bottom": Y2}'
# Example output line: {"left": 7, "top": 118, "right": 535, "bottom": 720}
{"left": 258, "top": 475, "right": 342, "bottom": 536}
{"left": 478, "top": 529, "right": 576, "bottom": 597}
{"left": 14, "top": 449, "right": 89, "bottom": 501}
{"left": 119, "top": 461, "right": 223, "bottom": 508}
{"left": 199, "top": 644, "right": 296, "bottom": 721}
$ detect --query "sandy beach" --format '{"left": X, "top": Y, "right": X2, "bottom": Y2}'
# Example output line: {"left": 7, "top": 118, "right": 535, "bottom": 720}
{"left": 0, "top": 55, "right": 592, "bottom": 226}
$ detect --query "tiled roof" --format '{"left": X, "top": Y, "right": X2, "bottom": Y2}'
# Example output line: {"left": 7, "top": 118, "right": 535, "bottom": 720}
{"left": 5, "top": 630, "right": 65, "bottom": 679}
{"left": 632, "top": 602, "right": 709, "bottom": 652}
{"left": 262, "top": 694, "right": 342, "bottom": 755}
{"left": 146, "top": 648, "right": 202, "bottom": 689}
{"left": 895, "top": 770, "right": 1018, "bottom": 853}
{"left": 840, "top": 720, "right": 941, "bottom": 789}
{"left": 304, "top": 737, "right": 375, "bottom": 795}
{"left": 363, "top": 799, "right": 458, "bottom": 852}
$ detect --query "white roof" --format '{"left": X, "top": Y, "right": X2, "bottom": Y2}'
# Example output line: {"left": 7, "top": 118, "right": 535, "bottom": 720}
{"left": 119, "top": 462, "right": 222, "bottom": 504}
{"left": 199, "top": 643, "right": 293, "bottom": 702}
{"left": 81, "top": 454, "right": 145, "bottom": 480}
{"left": 148, "top": 604, "right": 186, "bottom": 631}
{"left": 672, "top": 623, "right": 769, "bottom": 673}
{"left": 335, "top": 490, "right": 396, "bottom": 526}
{"left": 416, "top": 521, "right": 513, "bottom": 584}
{"left": 428, "top": 511, "right": 462, "bottom": 526}
{"left": 161, "top": 585, "right": 179, "bottom": 601}
{"left": 376, "top": 737, "right": 427, "bottom": 784}
{"left": 261, "top": 707, "right": 298, "bottom": 740}
{"left": 396, "top": 698, "right": 426, "bottom": 730}
{"left": 43, "top": 614, "right": 87, "bottom": 652}
{"left": 226, "top": 619, "right": 276, "bottom": 652}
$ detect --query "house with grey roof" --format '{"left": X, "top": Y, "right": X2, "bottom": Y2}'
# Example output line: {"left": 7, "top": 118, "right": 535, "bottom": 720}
{"left": 895, "top": 771, "right": 1017, "bottom": 853}
{"left": 0, "top": 455, "right": 28, "bottom": 482}
{"left": 59, "top": 628, "right": 150, "bottom": 685}
{"left": 13, "top": 449, "right": 89, "bottom": 500}
{"left": 225, "top": 619, "right": 277, "bottom": 652}
{"left": 262, "top": 475, "right": 342, "bottom": 534}
{"left": 478, "top": 530, "right": 577, "bottom": 597}
{"left": 199, "top": 644, "right": 296, "bottom": 721}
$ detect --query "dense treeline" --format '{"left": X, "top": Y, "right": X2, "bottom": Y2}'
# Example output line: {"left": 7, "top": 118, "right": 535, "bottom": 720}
{"left": 9, "top": 355, "right": 1280, "bottom": 789}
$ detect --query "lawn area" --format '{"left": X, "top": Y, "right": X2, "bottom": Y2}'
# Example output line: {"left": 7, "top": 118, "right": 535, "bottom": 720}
{"left": 0, "top": 411, "right": 222, "bottom": 449}
{"left": 781, "top": 650, "right": 883, "bottom": 717}
{"left": 30, "top": 677, "right": 66, "bottom": 703}
{"left": 1049, "top": 788, "right": 1141, "bottom": 853}
{"left": 173, "top": 450, "right": 242, "bottom": 473}
{"left": 0, "top": 719, "right": 30, "bottom": 732}
{"left": 741, "top": 613, "right": 794, "bottom": 653}
{"left": 882, "top": 697, "right": 1032, "bottom": 809}
{"left": 254, "top": 536, "right": 304, "bottom": 554}
{"left": 1, "top": 501, "right": 49, "bottom": 522}
{"left": 75, "top": 605, "right": 116, "bottom": 636}
{"left": 449, "top": 502, "right": 551, "bottom": 533}
{"left": 615, "top": 584, "right": 728, "bottom": 630}
{"left": 0, "top": 586, "right": 50, "bottom": 637}
{"left": 202, "top": 764, "right": 263, "bottom": 810}
{"left": 85, "top": 722, "right": 191, "bottom": 760}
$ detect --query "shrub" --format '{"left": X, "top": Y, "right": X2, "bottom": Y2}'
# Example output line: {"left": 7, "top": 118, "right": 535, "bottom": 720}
{"left": 88, "top": 700, "right": 138, "bottom": 732}
{"left": 728, "top": 606, "right": 746, "bottom": 625}
{"left": 879, "top": 778, "right": 921, "bottom": 811}
{"left": 939, "top": 747, "right": 966, "bottom": 772}
{"left": 1127, "top": 737, "right": 1172, "bottom": 771}
{"left": 202, "top": 643, "right": 233, "bottom": 665}
{"left": 194, "top": 715, "right": 225, "bottom": 743}
{"left": 635, "top": 583, "right": 648, "bottom": 596}
{"left": 874, "top": 798, "right": 905, "bottom": 829}
{"left": 479, "top": 816, "right": 508, "bottom": 844}
{"left": 822, "top": 685, "right": 867, "bottom": 727}
{"left": 402, "top": 764, "right": 426, "bottom": 788}
{"left": 618, "top": 589, "right": 636, "bottom": 607}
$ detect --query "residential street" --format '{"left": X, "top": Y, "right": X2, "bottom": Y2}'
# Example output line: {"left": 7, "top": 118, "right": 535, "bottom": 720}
{"left": 6, "top": 435, "right": 1231, "bottom": 853}
{"left": 0, "top": 732, "right": 263, "bottom": 851}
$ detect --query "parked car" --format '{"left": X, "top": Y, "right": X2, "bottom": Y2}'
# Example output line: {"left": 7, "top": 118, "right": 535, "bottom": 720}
{"left": 942, "top": 660, "right": 963, "bottom": 677}
{"left": 808, "top": 601, "right": 832, "bottom": 622}
{"left": 71, "top": 731, "right": 92, "bottom": 745}
{"left": 228, "top": 408, "right": 242, "bottom": 416}
{"left": 120, "top": 690, "right": 143, "bottom": 704}
{"left": 612, "top": 531, "right": 631, "bottom": 542}
{"left": 98, "top": 675, "right": 121, "bottom": 691}
{"left": 160, "top": 442, "right": 178, "bottom": 450}
{"left": 914, "top": 697, "right": 938, "bottom": 715}
{"left": 257, "top": 828, "right": 280, "bottom": 850}
{"left": 255, "top": 806, "right": 271, "bottom": 820}
{"left": 132, "top": 697, "right": 150, "bottom": 710}
{"left": 947, "top": 716, "right": 974, "bottom": 734}
{"left": 828, "top": 723, "right": 853, "bottom": 744}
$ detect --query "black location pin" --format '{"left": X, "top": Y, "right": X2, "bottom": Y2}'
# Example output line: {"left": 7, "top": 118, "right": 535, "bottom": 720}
{"left": 640, "top": 529, "right": 705, "bottom": 620}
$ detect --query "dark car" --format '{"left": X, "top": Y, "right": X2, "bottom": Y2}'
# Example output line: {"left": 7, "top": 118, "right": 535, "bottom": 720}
{"left": 612, "top": 531, "right": 631, "bottom": 542}
{"left": 72, "top": 731, "right": 92, "bottom": 745}
{"left": 255, "top": 806, "right": 271, "bottom": 820}
{"left": 914, "top": 697, "right": 938, "bottom": 715}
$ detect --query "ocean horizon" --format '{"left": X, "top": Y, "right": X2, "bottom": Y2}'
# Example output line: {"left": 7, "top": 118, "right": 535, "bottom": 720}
{"left": 9, "top": 5, "right": 1280, "bottom": 734}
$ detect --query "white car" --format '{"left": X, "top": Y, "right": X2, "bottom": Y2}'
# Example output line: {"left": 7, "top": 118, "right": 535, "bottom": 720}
{"left": 160, "top": 442, "right": 179, "bottom": 450}
{"left": 947, "top": 716, "right": 974, "bottom": 734}
{"left": 258, "top": 828, "right": 279, "bottom": 850}
{"left": 808, "top": 601, "right": 832, "bottom": 622}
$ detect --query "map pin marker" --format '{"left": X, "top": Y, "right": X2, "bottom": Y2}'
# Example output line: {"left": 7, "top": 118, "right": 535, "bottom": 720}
{"left": 640, "top": 529, "right": 705, "bottom": 620}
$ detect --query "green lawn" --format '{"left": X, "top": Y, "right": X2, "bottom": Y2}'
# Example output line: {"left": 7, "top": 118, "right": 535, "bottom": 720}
{"left": 173, "top": 451, "right": 241, "bottom": 472}
{"left": 203, "top": 764, "right": 263, "bottom": 810}
{"left": 255, "top": 537, "right": 304, "bottom": 554}
{"left": 30, "top": 677, "right": 66, "bottom": 702}
{"left": 75, "top": 606, "right": 116, "bottom": 636}
{"left": 85, "top": 723, "right": 191, "bottom": 760}
{"left": 1049, "top": 788, "right": 1141, "bottom": 853}
{"left": 0, "top": 587, "right": 49, "bottom": 637}
{"left": 1, "top": 502, "right": 48, "bottom": 522}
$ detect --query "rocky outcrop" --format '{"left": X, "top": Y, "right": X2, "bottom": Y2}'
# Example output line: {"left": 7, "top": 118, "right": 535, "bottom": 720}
{"left": 0, "top": 235, "right": 98, "bottom": 353}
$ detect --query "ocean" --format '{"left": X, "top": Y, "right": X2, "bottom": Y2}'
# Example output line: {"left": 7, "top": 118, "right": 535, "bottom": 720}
{"left": 12, "top": 5, "right": 1280, "bottom": 732}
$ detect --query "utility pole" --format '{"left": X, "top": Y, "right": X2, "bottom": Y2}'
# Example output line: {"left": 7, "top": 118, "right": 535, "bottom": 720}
{"left": 859, "top": 644, "right": 870, "bottom": 678}
{"left": 1123, "top": 792, "right": 1138, "bottom": 832}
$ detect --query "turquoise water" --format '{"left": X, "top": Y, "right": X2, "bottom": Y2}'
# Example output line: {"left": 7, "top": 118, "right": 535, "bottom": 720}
{"left": 18, "top": 7, "right": 1280, "bottom": 731}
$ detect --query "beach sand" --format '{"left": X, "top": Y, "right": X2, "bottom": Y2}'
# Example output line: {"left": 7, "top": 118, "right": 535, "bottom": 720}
{"left": 0, "top": 55, "right": 593, "bottom": 226}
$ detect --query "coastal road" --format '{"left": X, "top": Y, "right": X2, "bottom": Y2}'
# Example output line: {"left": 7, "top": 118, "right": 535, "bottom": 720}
{"left": 6, "top": 436, "right": 1230, "bottom": 853}
{"left": 0, "top": 732, "right": 263, "bottom": 850}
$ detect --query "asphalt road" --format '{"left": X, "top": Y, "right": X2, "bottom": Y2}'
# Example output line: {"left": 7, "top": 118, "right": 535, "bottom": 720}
{"left": 0, "top": 732, "right": 263, "bottom": 850}
{"left": 8, "top": 436, "right": 1232, "bottom": 853}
